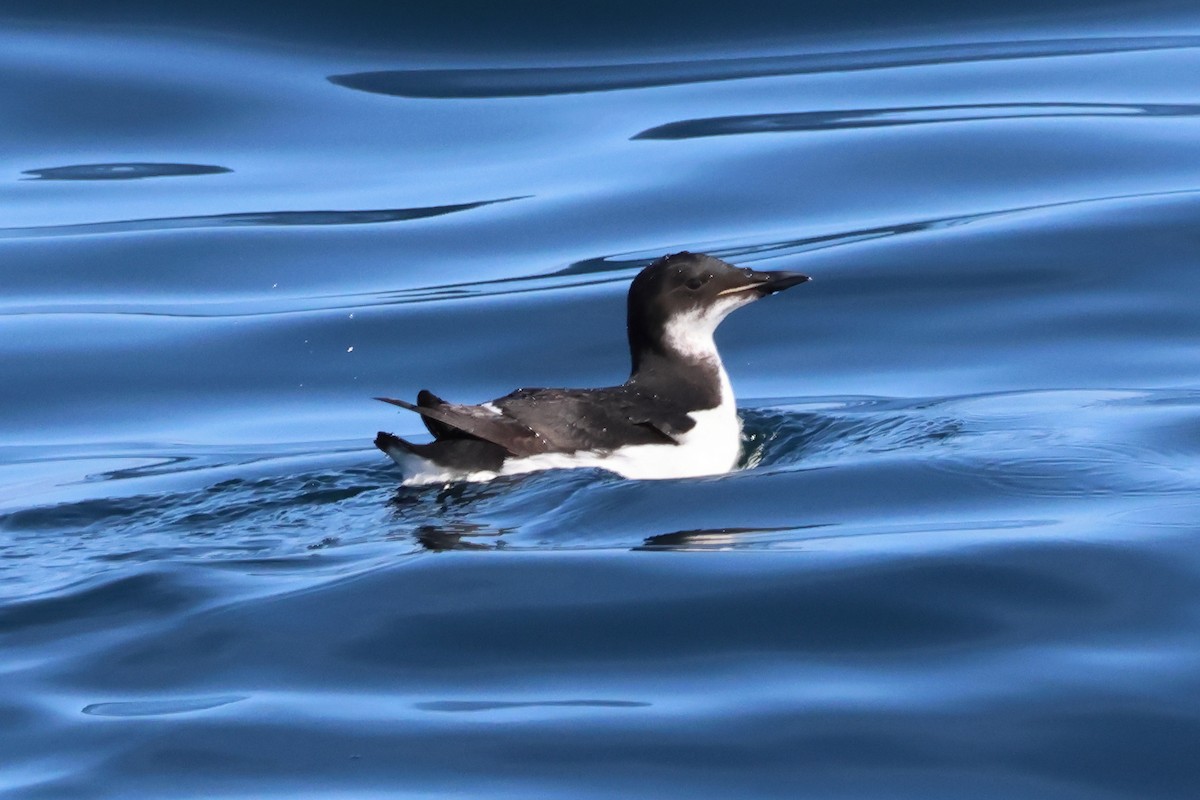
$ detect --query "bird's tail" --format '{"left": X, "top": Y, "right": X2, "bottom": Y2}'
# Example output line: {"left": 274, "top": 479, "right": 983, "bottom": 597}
{"left": 375, "top": 430, "right": 418, "bottom": 459}
{"left": 374, "top": 430, "right": 507, "bottom": 481}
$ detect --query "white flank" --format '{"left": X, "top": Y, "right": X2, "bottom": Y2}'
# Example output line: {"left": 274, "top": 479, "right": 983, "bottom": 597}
{"left": 380, "top": 447, "right": 474, "bottom": 486}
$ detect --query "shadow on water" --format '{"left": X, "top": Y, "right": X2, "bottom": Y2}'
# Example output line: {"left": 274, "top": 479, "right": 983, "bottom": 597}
{"left": 328, "top": 35, "right": 1200, "bottom": 98}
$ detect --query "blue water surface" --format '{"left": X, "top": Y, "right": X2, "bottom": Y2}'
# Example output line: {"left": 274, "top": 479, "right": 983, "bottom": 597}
{"left": 3, "top": 2, "right": 1200, "bottom": 797}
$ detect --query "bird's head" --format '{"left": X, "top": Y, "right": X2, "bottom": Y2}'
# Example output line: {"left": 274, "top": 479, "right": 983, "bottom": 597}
{"left": 627, "top": 251, "right": 809, "bottom": 368}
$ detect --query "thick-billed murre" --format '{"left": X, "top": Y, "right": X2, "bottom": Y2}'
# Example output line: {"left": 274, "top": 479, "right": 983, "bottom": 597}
{"left": 374, "top": 251, "right": 809, "bottom": 483}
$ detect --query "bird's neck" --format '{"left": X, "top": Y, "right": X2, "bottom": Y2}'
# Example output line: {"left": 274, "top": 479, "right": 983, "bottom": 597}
{"left": 627, "top": 316, "right": 730, "bottom": 412}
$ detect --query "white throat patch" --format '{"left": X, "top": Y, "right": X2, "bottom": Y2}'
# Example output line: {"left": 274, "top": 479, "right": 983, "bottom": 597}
{"left": 662, "top": 294, "right": 754, "bottom": 363}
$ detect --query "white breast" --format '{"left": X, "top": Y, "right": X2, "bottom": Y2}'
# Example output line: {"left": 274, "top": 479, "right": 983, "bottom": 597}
{"left": 574, "top": 368, "right": 741, "bottom": 480}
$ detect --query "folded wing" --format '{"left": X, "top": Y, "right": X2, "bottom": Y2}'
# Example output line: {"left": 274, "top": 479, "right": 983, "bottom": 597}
{"left": 376, "top": 385, "right": 697, "bottom": 457}
{"left": 374, "top": 395, "right": 547, "bottom": 456}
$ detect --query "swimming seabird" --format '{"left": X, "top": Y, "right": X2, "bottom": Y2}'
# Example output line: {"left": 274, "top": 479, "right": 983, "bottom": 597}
{"left": 375, "top": 251, "right": 809, "bottom": 483}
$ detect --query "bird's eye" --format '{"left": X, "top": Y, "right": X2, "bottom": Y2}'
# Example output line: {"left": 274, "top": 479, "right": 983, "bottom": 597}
{"left": 685, "top": 277, "right": 704, "bottom": 290}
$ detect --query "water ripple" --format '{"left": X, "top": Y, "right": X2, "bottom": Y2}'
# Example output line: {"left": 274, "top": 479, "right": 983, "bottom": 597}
{"left": 3, "top": 389, "right": 1197, "bottom": 602}
{"left": 413, "top": 699, "right": 650, "bottom": 712}
{"left": 4, "top": 185, "right": 1196, "bottom": 320}
{"left": 0, "top": 197, "right": 522, "bottom": 241}
{"left": 21, "top": 163, "right": 232, "bottom": 181}
{"left": 8, "top": 8, "right": 1200, "bottom": 796}
{"left": 329, "top": 36, "right": 1200, "bottom": 98}
{"left": 633, "top": 102, "right": 1200, "bottom": 140}
{"left": 82, "top": 695, "right": 246, "bottom": 717}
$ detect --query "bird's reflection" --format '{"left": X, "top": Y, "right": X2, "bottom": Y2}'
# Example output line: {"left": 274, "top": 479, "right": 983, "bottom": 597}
{"left": 637, "top": 524, "right": 829, "bottom": 551}
{"left": 413, "top": 523, "right": 507, "bottom": 552}
{"left": 388, "top": 479, "right": 503, "bottom": 509}
{"left": 386, "top": 476, "right": 831, "bottom": 553}
{"left": 388, "top": 480, "right": 512, "bottom": 551}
